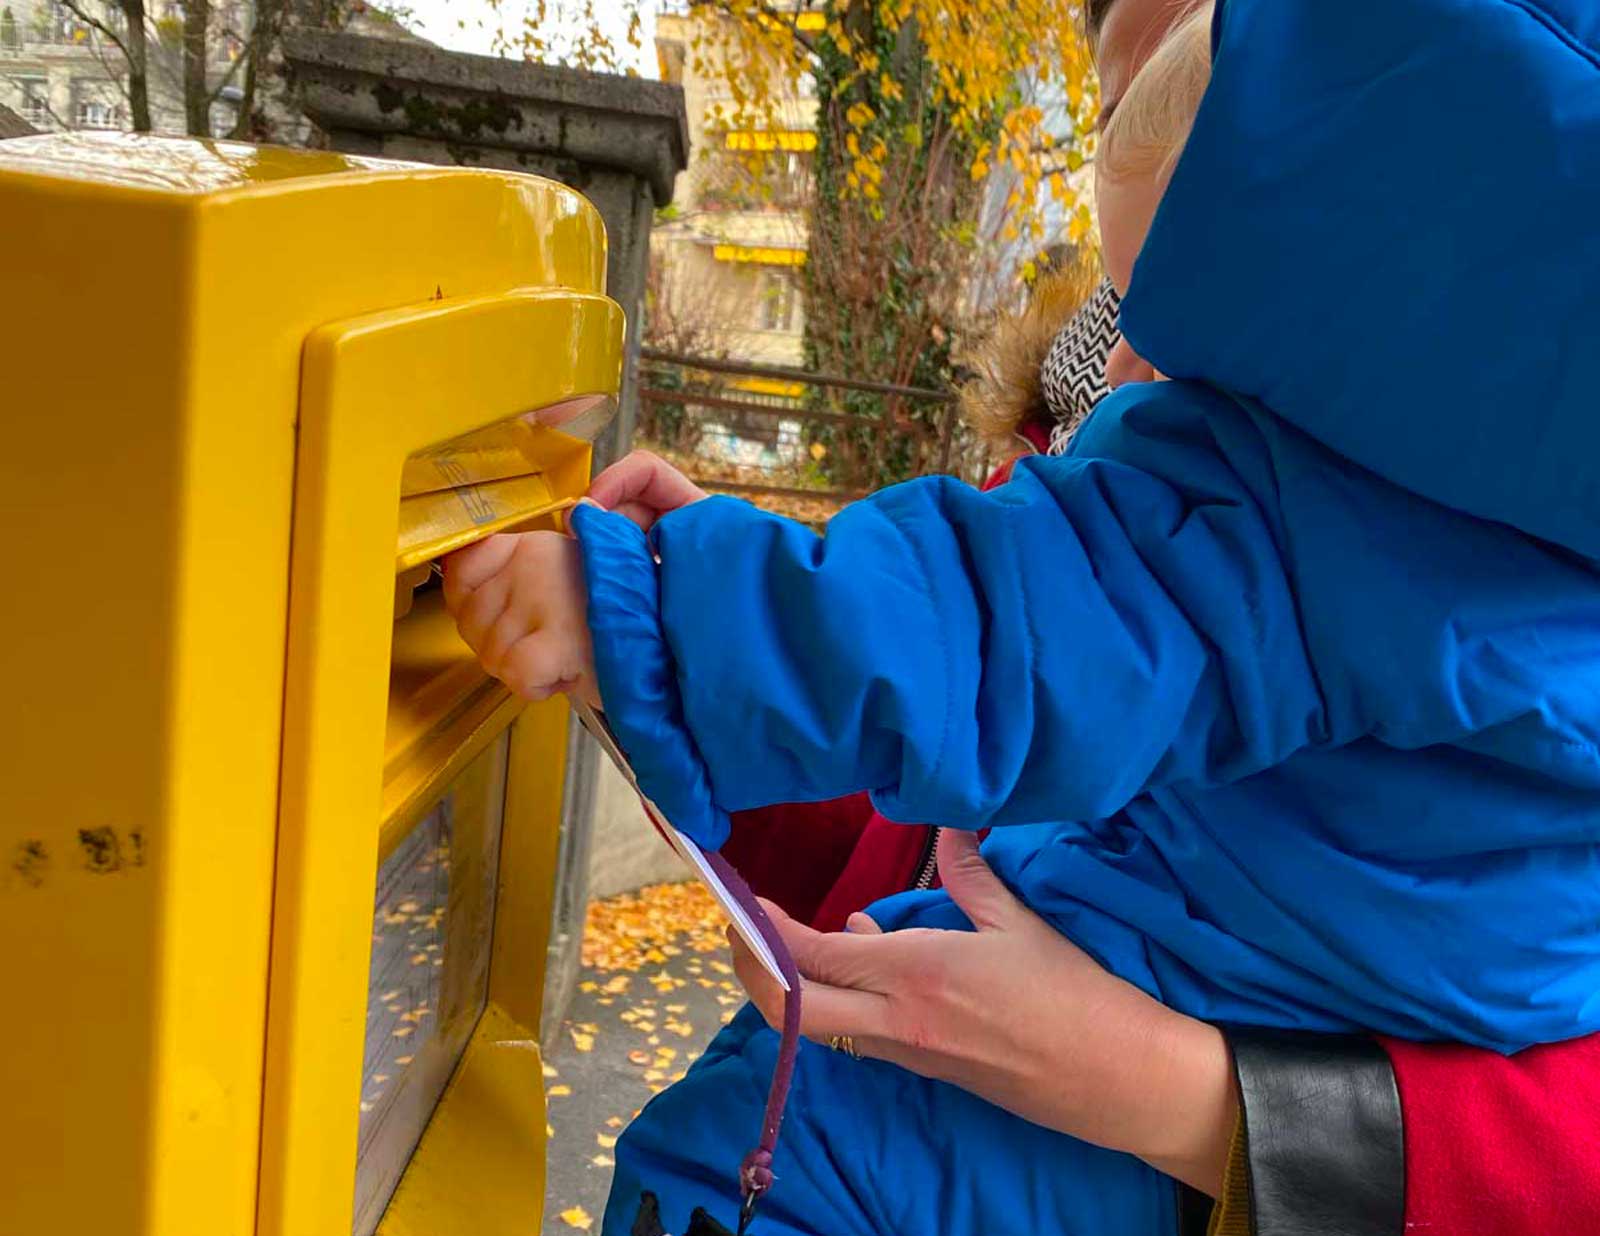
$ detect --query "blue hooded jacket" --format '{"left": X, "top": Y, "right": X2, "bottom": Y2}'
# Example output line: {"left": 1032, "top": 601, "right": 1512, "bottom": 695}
{"left": 574, "top": 0, "right": 1600, "bottom": 1052}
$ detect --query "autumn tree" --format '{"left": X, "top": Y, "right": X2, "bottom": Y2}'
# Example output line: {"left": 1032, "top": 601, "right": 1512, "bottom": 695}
{"left": 506, "top": 2, "right": 1096, "bottom": 237}
{"left": 499, "top": 1, "right": 1099, "bottom": 483}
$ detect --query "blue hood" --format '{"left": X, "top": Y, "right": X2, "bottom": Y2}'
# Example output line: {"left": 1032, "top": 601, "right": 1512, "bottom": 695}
{"left": 1122, "top": 0, "right": 1600, "bottom": 559}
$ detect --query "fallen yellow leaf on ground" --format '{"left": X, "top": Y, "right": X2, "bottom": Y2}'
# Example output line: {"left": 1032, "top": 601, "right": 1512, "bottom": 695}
{"left": 559, "top": 1205, "right": 593, "bottom": 1230}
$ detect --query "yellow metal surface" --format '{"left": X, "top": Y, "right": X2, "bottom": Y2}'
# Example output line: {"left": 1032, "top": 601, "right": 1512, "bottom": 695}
{"left": 489, "top": 697, "right": 574, "bottom": 1044}
{"left": 374, "top": 1004, "right": 548, "bottom": 1236}
{"left": 382, "top": 590, "right": 526, "bottom": 858}
{"left": 373, "top": 695, "right": 572, "bottom": 1236}
{"left": 396, "top": 480, "right": 574, "bottom": 573}
{"left": 713, "top": 241, "right": 808, "bottom": 266}
{"left": 355, "top": 732, "right": 510, "bottom": 1236}
{"left": 263, "top": 288, "right": 620, "bottom": 1236}
{"left": 0, "top": 131, "right": 619, "bottom": 1236}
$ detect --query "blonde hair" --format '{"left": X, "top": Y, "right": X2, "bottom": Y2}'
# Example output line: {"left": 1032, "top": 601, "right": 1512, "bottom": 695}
{"left": 1099, "top": 2, "right": 1214, "bottom": 183}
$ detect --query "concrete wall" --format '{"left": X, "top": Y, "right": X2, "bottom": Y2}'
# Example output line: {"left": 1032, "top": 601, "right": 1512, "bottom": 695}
{"left": 586, "top": 761, "right": 690, "bottom": 901}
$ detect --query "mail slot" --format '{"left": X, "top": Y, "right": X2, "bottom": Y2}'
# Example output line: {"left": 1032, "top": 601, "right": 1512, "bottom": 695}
{"left": 0, "top": 133, "right": 624, "bottom": 1236}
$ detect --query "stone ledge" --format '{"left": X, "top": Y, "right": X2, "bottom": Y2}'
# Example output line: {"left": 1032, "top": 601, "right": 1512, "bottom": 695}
{"left": 283, "top": 30, "right": 689, "bottom": 204}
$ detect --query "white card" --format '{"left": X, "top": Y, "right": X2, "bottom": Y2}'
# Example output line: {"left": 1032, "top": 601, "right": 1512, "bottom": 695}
{"left": 575, "top": 702, "right": 791, "bottom": 992}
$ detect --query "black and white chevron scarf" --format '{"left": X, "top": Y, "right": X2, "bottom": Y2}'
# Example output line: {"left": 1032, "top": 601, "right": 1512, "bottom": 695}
{"left": 1038, "top": 276, "right": 1122, "bottom": 455}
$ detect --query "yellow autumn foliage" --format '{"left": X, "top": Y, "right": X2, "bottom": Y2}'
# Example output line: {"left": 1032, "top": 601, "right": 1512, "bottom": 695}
{"left": 495, "top": 1, "right": 1099, "bottom": 241}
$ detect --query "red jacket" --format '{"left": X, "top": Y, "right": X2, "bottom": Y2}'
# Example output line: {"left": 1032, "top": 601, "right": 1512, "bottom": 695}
{"left": 722, "top": 425, "right": 1600, "bottom": 1234}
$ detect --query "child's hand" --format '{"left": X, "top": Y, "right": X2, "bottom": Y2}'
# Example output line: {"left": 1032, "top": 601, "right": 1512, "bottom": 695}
{"left": 443, "top": 531, "right": 600, "bottom": 708}
{"left": 587, "top": 450, "right": 708, "bottom": 531}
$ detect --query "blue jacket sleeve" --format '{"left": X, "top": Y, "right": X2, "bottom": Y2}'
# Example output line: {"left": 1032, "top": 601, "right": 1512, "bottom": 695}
{"left": 572, "top": 403, "right": 1329, "bottom": 850}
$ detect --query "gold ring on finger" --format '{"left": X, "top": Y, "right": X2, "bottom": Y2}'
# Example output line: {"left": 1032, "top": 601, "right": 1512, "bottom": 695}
{"left": 827, "top": 1034, "right": 862, "bottom": 1059}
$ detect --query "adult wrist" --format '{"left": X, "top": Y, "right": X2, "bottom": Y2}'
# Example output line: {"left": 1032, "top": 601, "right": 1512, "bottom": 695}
{"left": 1134, "top": 1013, "right": 1238, "bottom": 1196}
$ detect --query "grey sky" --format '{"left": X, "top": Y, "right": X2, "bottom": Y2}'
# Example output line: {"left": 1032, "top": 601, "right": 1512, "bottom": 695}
{"left": 402, "top": 0, "right": 660, "bottom": 76}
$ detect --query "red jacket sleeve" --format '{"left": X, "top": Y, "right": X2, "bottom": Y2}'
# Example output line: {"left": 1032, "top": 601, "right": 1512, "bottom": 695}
{"left": 1382, "top": 1034, "right": 1600, "bottom": 1232}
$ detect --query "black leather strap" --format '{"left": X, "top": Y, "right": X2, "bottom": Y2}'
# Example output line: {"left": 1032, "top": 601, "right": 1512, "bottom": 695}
{"left": 1227, "top": 1029, "right": 1405, "bottom": 1236}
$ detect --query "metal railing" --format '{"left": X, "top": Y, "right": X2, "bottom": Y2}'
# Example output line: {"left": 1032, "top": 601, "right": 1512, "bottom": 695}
{"left": 637, "top": 346, "right": 974, "bottom": 522}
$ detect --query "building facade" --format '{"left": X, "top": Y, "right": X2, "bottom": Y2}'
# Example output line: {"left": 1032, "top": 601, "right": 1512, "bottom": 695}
{"left": 649, "top": 5, "right": 820, "bottom": 368}
{"left": 0, "top": 0, "right": 249, "bottom": 137}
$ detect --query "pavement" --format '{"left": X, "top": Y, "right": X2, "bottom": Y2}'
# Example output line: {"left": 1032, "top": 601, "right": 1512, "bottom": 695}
{"left": 542, "top": 881, "right": 743, "bottom": 1233}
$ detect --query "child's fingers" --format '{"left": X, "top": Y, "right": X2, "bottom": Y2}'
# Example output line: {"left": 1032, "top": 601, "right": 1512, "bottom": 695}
{"left": 499, "top": 630, "right": 584, "bottom": 702}
{"left": 479, "top": 583, "right": 551, "bottom": 677}
{"left": 442, "top": 534, "right": 520, "bottom": 610}
{"left": 609, "top": 499, "right": 662, "bottom": 528}
{"left": 454, "top": 572, "right": 513, "bottom": 655}
{"left": 587, "top": 450, "right": 707, "bottom": 529}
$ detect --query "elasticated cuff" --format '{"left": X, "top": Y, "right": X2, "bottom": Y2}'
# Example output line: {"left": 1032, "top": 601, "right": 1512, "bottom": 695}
{"left": 571, "top": 503, "right": 730, "bottom": 849}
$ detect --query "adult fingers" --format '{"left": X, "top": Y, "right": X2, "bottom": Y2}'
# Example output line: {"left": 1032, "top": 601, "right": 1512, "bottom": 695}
{"left": 587, "top": 450, "right": 708, "bottom": 529}
{"left": 729, "top": 929, "right": 893, "bottom": 1043}
{"left": 442, "top": 534, "right": 519, "bottom": 611}
{"left": 936, "top": 829, "right": 1024, "bottom": 933}
{"left": 755, "top": 898, "right": 896, "bottom": 992}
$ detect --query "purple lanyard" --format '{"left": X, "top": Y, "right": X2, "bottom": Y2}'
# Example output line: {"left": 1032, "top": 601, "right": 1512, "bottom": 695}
{"left": 703, "top": 851, "right": 803, "bottom": 1235}
{"left": 576, "top": 704, "right": 803, "bottom": 1234}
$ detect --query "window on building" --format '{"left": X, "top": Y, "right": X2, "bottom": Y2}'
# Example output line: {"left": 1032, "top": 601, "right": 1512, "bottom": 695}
{"left": 75, "top": 93, "right": 119, "bottom": 128}
{"left": 774, "top": 150, "right": 812, "bottom": 206}
{"left": 20, "top": 78, "right": 49, "bottom": 124}
{"left": 54, "top": 3, "right": 87, "bottom": 42}
{"left": 758, "top": 270, "right": 798, "bottom": 333}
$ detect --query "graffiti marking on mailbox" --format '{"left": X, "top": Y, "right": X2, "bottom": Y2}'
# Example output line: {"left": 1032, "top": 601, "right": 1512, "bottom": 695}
{"left": 77, "top": 827, "right": 124, "bottom": 874}
{"left": 13, "top": 840, "right": 48, "bottom": 888}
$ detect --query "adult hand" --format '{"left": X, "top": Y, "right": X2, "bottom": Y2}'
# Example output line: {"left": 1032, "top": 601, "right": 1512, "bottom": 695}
{"left": 729, "top": 829, "right": 1237, "bottom": 1195}
{"left": 587, "top": 450, "right": 708, "bottom": 531}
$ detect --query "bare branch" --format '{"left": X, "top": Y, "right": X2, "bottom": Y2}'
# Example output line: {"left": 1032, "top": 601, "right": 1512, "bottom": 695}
{"left": 205, "top": 42, "right": 249, "bottom": 104}
{"left": 59, "top": 0, "right": 130, "bottom": 61}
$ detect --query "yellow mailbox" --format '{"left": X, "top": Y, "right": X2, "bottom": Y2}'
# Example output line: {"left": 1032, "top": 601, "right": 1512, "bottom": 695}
{"left": 0, "top": 132, "right": 624, "bottom": 1236}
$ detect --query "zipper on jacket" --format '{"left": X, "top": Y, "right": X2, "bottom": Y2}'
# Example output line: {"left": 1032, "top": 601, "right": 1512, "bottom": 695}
{"left": 912, "top": 827, "right": 940, "bottom": 889}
